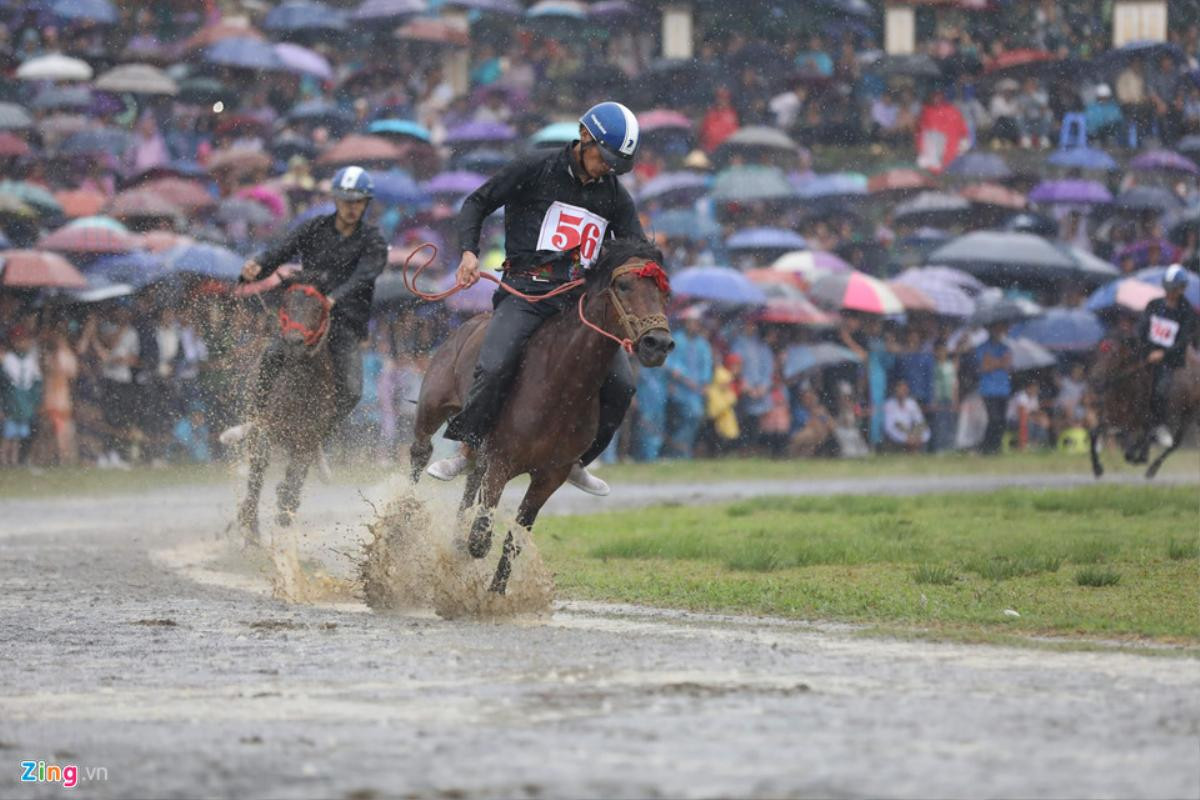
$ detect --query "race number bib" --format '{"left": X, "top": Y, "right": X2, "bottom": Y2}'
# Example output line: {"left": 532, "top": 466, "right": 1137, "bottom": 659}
{"left": 1148, "top": 315, "right": 1180, "bottom": 348}
{"left": 536, "top": 201, "right": 609, "bottom": 268}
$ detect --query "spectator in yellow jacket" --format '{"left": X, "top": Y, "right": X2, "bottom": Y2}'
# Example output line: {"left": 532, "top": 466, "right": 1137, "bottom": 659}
{"left": 706, "top": 353, "right": 741, "bottom": 447}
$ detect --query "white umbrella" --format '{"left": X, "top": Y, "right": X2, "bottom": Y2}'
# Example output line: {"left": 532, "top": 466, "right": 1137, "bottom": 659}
{"left": 94, "top": 64, "right": 178, "bottom": 95}
{"left": 17, "top": 53, "right": 93, "bottom": 82}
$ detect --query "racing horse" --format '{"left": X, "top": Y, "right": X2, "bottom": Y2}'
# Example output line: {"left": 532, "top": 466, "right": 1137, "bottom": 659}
{"left": 410, "top": 238, "right": 675, "bottom": 593}
{"left": 1088, "top": 338, "right": 1200, "bottom": 479}
{"left": 236, "top": 279, "right": 338, "bottom": 543}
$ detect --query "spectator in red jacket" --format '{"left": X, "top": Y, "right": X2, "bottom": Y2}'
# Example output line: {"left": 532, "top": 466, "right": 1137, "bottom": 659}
{"left": 700, "top": 86, "right": 740, "bottom": 153}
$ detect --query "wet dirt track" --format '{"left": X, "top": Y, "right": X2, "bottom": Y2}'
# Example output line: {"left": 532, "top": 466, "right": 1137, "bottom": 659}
{"left": 1, "top": 472, "right": 1198, "bottom": 799}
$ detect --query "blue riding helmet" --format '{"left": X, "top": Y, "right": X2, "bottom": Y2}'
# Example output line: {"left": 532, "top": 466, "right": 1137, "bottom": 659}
{"left": 330, "top": 165, "right": 374, "bottom": 201}
{"left": 579, "top": 101, "right": 640, "bottom": 175}
{"left": 1163, "top": 263, "right": 1189, "bottom": 289}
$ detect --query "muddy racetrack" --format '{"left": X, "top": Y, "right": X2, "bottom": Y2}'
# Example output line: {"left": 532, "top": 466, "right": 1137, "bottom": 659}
{"left": 1, "top": 471, "right": 1197, "bottom": 799}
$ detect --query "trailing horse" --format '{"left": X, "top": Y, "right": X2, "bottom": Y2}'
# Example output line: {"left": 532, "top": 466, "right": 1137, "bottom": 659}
{"left": 235, "top": 281, "right": 338, "bottom": 543}
{"left": 410, "top": 238, "right": 674, "bottom": 593}
{"left": 1089, "top": 338, "right": 1200, "bottom": 479}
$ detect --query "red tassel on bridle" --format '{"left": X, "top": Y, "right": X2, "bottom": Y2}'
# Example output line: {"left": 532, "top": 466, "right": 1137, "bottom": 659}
{"left": 634, "top": 261, "right": 670, "bottom": 294}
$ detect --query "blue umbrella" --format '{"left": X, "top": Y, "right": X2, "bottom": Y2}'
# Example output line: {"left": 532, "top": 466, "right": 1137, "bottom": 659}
{"left": 352, "top": 0, "right": 427, "bottom": 22}
{"left": 530, "top": 121, "right": 579, "bottom": 148}
{"left": 205, "top": 38, "right": 284, "bottom": 71}
{"left": 290, "top": 202, "right": 335, "bottom": 230}
{"left": 1114, "top": 186, "right": 1182, "bottom": 214}
{"left": 637, "top": 171, "right": 710, "bottom": 205}
{"left": 1134, "top": 266, "right": 1200, "bottom": 309}
{"left": 367, "top": 118, "right": 433, "bottom": 143}
{"left": 372, "top": 170, "right": 428, "bottom": 206}
{"left": 86, "top": 252, "right": 170, "bottom": 289}
{"left": 782, "top": 343, "right": 862, "bottom": 380}
{"left": 1047, "top": 147, "right": 1118, "bottom": 171}
{"left": 793, "top": 172, "right": 868, "bottom": 200}
{"left": 424, "top": 170, "right": 487, "bottom": 196}
{"left": 444, "top": 0, "right": 523, "bottom": 13}
{"left": 444, "top": 121, "right": 516, "bottom": 144}
{"left": 453, "top": 148, "right": 510, "bottom": 174}
{"left": 1011, "top": 307, "right": 1104, "bottom": 352}
{"left": 725, "top": 227, "right": 808, "bottom": 251}
{"left": 265, "top": 0, "right": 347, "bottom": 31}
{"left": 672, "top": 266, "right": 767, "bottom": 305}
{"left": 59, "top": 128, "right": 131, "bottom": 157}
{"left": 944, "top": 151, "right": 1011, "bottom": 180}
{"left": 163, "top": 243, "right": 243, "bottom": 280}
{"left": 50, "top": 0, "right": 116, "bottom": 23}
{"left": 649, "top": 209, "right": 720, "bottom": 241}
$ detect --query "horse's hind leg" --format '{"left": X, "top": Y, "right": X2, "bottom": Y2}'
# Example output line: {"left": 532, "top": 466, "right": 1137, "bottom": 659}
{"left": 490, "top": 465, "right": 569, "bottom": 595}
{"left": 276, "top": 454, "right": 311, "bottom": 528}
{"left": 1146, "top": 420, "right": 1188, "bottom": 479}
{"left": 467, "top": 457, "right": 508, "bottom": 559}
{"left": 459, "top": 460, "right": 484, "bottom": 517}
{"left": 238, "top": 429, "right": 270, "bottom": 544}
{"left": 1089, "top": 426, "right": 1105, "bottom": 478}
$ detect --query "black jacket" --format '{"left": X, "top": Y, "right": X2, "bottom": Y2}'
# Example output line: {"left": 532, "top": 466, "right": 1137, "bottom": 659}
{"left": 457, "top": 142, "right": 644, "bottom": 283}
{"left": 1139, "top": 296, "right": 1197, "bottom": 368}
{"left": 256, "top": 213, "right": 388, "bottom": 339}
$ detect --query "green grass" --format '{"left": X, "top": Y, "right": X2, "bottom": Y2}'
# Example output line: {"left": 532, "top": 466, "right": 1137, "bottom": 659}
{"left": 537, "top": 485, "right": 1200, "bottom": 643}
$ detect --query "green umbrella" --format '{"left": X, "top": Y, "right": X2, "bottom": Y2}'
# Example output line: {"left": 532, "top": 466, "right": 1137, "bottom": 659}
{"left": 0, "top": 180, "right": 62, "bottom": 216}
{"left": 65, "top": 215, "right": 129, "bottom": 233}
{"left": 710, "top": 165, "right": 795, "bottom": 203}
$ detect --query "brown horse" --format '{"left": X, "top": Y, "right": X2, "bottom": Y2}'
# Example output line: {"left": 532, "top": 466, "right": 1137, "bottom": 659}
{"left": 409, "top": 239, "right": 674, "bottom": 593}
{"left": 236, "top": 282, "right": 338, "bottom": 543}
{"left": 1089, "top": 338, "right": 1200, "bottom": 479}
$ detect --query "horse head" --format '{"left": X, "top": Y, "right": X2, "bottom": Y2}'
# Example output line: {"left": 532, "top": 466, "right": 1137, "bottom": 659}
{"left": 278, "top": 282, "right": 332, "bottom": 352}
{"left": 584, "top": 239, "right": 675, "bottom": 367}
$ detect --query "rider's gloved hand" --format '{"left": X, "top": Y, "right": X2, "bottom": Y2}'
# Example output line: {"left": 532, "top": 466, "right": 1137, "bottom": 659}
{"left": 240, "top": 259, "right": 262, "bottom": 282}
{"left": 456, "top": 251, "right": 480, "bottom": 287}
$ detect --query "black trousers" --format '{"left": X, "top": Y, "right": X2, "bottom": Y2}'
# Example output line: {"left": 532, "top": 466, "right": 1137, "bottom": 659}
{"left": 1150, "top": 362, "right": 1174, "bottom": 427}
{"left": 252, "top": 324, "right": 362, "bottom": 422}
{"left": 981, "top": 396, "right": 1007, "bottom": 455}
{"left": 445, "top": 286, "right": 635, "bottom": 465}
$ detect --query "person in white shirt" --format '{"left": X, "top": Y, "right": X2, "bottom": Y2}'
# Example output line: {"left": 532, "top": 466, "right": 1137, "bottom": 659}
{"left": 883, "top": 378, "right": 930, "bottom": 452}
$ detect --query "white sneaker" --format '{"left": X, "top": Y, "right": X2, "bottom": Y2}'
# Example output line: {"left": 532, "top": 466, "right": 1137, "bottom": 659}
{"left": 567, "top": 462, "right": 610, "bottom": 497}
{"left": 108, "top": 451, "right": 132, "bottom": 471}
{"left": 96, "top": 451, "right": 113, "bottom": 469}
{"left": 219, "top": 423, "right": 251, "bottom": 446}
{"left": 1153, "top": 425, "right": 1174, "bottom": 449}
{"left": 427, "top": 454, "right": 470, "bottom": 481}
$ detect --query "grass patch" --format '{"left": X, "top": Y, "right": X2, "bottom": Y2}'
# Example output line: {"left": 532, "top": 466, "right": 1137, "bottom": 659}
{"left": 1167, "top": 538, "right": 1200, "bottom": 561}
{"left": 538, "top": 485, "right": 1200, "bottom": 642}
{"left": 1075, "top": 567, "right": 1122, "bottom": 587}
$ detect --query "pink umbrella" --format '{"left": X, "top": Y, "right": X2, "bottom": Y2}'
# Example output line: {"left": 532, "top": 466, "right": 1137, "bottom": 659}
{"left": 810, "top": 271, "right": 903, "bottom": 315}
{"left": 236, "top": 185, "right": 287, "bottom": 218}
{"left": 637, "top": 108, "right": 692, "bottom": 133}
{"left": 273, "top": 42, "right": 333, "bottom": 80}
{"left": 39, "top": 225, "right": 140, "bottom": 254}
{"left": 0, "top": 249, "right": 87, "bottom": 288}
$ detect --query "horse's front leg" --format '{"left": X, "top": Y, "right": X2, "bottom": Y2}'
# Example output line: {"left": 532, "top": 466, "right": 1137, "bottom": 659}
{"left": 239, "top": 429, "right": 270, "bottom": 545}
{"left": 1089, "top": 425, "right": 1105, "bottom": 478}
{"left": 276, "top": 451, "right": 312, "bottom": 528}
{"left": 489, "top": 464, "right": 570, "bottom": 595}
{"left": 1145, "top": 421, "right": 1186, "bottom": 479}
{"left": 467, "top": 455, "right": 508, "bottom": 559}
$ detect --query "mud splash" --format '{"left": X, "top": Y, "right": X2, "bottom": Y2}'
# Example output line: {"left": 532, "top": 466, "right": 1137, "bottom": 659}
{"left": 266, "top": 525, "right": 360, "bottom": 606}
{"left": 359, "top": 481, "right": 555, "bottom": 620}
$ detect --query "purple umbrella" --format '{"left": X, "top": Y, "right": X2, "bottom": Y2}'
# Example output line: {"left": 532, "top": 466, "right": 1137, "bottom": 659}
{"left": 590, "top": 1, "right": 648, "bottom": 22}
{"left": 204, "top": 37, "right": 284, "bottom": 71}
{"left": 273, "top": 43, "right": 332, "bottom": 80}
{"left": 1115, "top": 238, "right": 1181, "bottom": 268}
{"left": 442, "top": 0, "right": 523, "bottom": 13}
{"left": 444, "top": 121, "right": 516, "bottom": 144}
{"left": 637, "top": 171, "right": 710, "bottom": 205}
{"left": 351, "top": 0, "right": 427, "bottom": 21}
{"left": 424, "top": 171, "right": 487, "bottom": 196}
{"left": 1028, "top": 179, "right": 1113, "bottom": 206}
{"left": 944, "top": 151, "right": 1011, "bottom": 180}
{"left": 1047, "top": 146, "right": 1118, "bottom": 171}
{"left": 726, "top": 227, "right": 808, "bottom": 251}
{"left": 1129, "top": 149, "right": 1200, "bottom": 176}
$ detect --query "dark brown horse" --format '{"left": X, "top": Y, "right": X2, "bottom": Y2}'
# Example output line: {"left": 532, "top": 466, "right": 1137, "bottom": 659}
{"left": 236, "top": 282, "right": 338, "bottom": 542}
{"left": 1089, "top": 338, "right": 1200, "bottom": 479}
{"left": 410, "top": 239, "right": 674, "bottom": 593}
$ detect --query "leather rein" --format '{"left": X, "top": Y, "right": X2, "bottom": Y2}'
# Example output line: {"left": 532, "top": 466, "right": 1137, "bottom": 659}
{"left": 277, "top": 284, "right": 332, "bottom": 347}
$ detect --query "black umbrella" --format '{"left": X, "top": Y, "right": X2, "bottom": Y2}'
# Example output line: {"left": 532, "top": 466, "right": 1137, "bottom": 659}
{"left": 1114, "top": 186, "right": 1183, "bottom": 214}
{"left": 893, "top": 191, "right": 970, "bottom": 227}
{"left": 1004, "top": 211, "right": 1059, "bottom": 238}
{"left": 970, "top": 296, "right": 1043, "bottom": 327}
{"left": 866, "top": 53, "right": 942, "bottom": 80}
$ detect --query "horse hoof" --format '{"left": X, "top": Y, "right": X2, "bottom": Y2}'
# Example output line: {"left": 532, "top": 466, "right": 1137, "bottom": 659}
{"left": 276, "top": 510, "right": 294, "bottom": 528}
{"left": 467, "top": 530, "right": 492, "bottom": 559}
{"left": 488, "top": 576, "right": 509, "bottom": 595}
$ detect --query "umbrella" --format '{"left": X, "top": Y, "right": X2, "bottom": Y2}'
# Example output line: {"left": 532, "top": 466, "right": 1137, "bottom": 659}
{"left": 317, "top": 135, "right": 405, "bottom": 166}
{"left": 1114, "top": 186, "right": 1182, "bottom": 214}
{"left": 890, "top": 274, "right": 975, "bottom": 318}
{"left": 637, "top": 109, "right": 692, "bottom": 134}
{"left": 31, "top": 86, "right": 92, "bottom": 112}
{"left": 782, "top": 343, "right": 862, "bottom": 380}
{"left": 65, "top": 275, "right": 135, "bottom": 303}
{"left": 944, "top": 151, "right": 1011, "bottom": 181}
{"left": 181, "top": 21, "right": 266, "bottom": 53}
{"left": 1177, "top": 134, "right": 1200, "bottom": 162}
{"left": 265, "top": 0, "right": 347, "bottom": 32}
{"left": 1047, "top": 147, "right": 1118, "bottom": 172}
{"left": 0, "top": 104, "right": 33, "bottom": 131}
{"left": 140, "top": 231, "right": 194, "bottom": 253}
{"left": 1128, "top": 149, "right": 1200, "bottom": 176}
{"left": 772, "top": 250, "right": 852, "bottom": 280}
{"left": 961, "top": 183, "right": 1025, "bottom": 210}
{"left": 140, "top": 178, "right": 216, "bottom": 212}
{"left": 273, "top": 43, "right": 333, "bottom": 80}
{"left": 38, "top": 225, "right": 139, "bottom": 254}
{"left": 756, "top": 297, "right": 836, "bottom": 327}
{"left": 1168, "top": 206, "right": 1200, "bottom": 246}
{"left": 867, "top": 168, "right": 934, "bottom": 198}
{"left": 1086, "top": 278, "right": 1165, "bottom": 314}
{"left": 53, "top": 189, "right": 106, "bottom": 218}
{"left": 725, "top": 228, "right": 807, "bottom": 252}
{"left": 288, "top": 99, "right": 355, "bottom": 131}
{"left": 527, "top": 0, "right": 588, "bottom": 19}
{"left": 17, "top": 54, "right": 93, "bottom": 82}
{"left": 59, "top": 128, "right": 131, "bottom": 159}
{"left": 866, "top": 53, "right": 942, "bottom": 79}
{"left": 216, "top": 197, "right": 276, "bottom": 226}
{"left": 352, "top": 0, "right": 427, "bottom": 22}
{"left": 1115, "top": 238, "right": 1180, "bottom": 268}
{"left": 1028, "top": 179, "right": 1113, "bottom": 206}
{"left": 49, "top": 0, "right": 116, "bottom": 24}
{"left": 367, "top": 119, "right": 433, "bottom": 144}
{"left": 1098, "top": 41, "right": 1185, "bottom": 73}
{"left": 64, "top": 215, "right": 128, "bottom": 233}
{"left": 1004, "top": 211, "right": 1059, "bottom": 237}
{"left": 887, "top": 282, "right": 937, "bottom": 314}
{"left": 969, "top": 296, "right": 1043, "bottom": 327}
{"left": 108, "top": 190, "right": 182, "bottom": 220}
{"left": 530, "top": 121, "right": 579, "bottom": 148}
{"left": 1, "top": 181, "right": 62, "bottom": 216}
{"left": 648, "top": 209, "right": 720, "bottom": 241}
{"left": 671, "top": 266, "right": 767, "bottom": 305}
{"left": 94, "top": 64, "right": 177, "bottom": 95}
{"left": 0, "top": 133, "right": 31, "bottom": 158}
{"left": 443, "top": 0, "right": 522, "bottom": 13}
{"left": 1008, "top": 337, "right": 1057, "bottom": 371}
{"left": 1134, "top": 266, "right": 1200, "bottom": 310}
{"left": 894, "top": 191, "right": 970, "bottom": 226}
{"left": 895, "top": 265, "right": 984, "bottom": 295}
{"left": 86, "top": 251, "right": 170, "bottom": 288}
{"left": 794, "top": 172, "right": 868, "bottom": 201}
{"left": 810, "top": 271, "right": 903, "bottom": 315}
{"left": 711, "top": 166, "right": 795, "bottom": 203}
{"left": 1011, "top": 308, "right": 1104, "bottom": 352}
{"left": 162, "top": 243, "right": 243, "bottom": 280}
{"left": 637, "top": 172, "right": 710, "bottom": 205}
{"left": 179, "top": 77, "right": 229, "bottom": 105}
{"left": 372, "top": 170, "right": 427, "bottom": 206}
{"left": 207, "top": 147, "right": 272, "bottom": 175}
{"left": 590, "top": 0, "right": 649, "bottom": 22}
{"left": 930, "top": 231, "right": 1118, "bottom": 284}
{"left": 0, "top": 250, "right": 87, "bottom": 289}
{"left": 394, "top": 17, "right": 471, "bottom": 47}
{"left": 719, "top": 126, "right": 799, "bottom": 154}
{"left": 204, "top": 37, "right": 284, "bottom": 71}
{"left": 444, "top": 121, "right": 516, "bottom": 145}
{"left": 424, "top": 171, "right": 487, "bottom": 196}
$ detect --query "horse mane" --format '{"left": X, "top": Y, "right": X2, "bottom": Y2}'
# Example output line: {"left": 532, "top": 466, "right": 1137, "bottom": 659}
{"left": 585, "top": 237, "right": 665, "bottom": 292}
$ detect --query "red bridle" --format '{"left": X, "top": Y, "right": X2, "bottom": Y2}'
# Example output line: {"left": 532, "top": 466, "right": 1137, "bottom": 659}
{"left": 278, "top": 284, "right": 331, "bottom": 347}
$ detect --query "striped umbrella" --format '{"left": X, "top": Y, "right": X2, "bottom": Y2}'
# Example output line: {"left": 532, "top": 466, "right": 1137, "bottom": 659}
{"left": 0, "top": 249, "right": 87, "bottom": 288}
{"left": 39, "top": 224, "right": 139, "bottom": 254}
{"left": 810, "top": 271, "right": 903, "bottom": 315}
{"left": 890, "top": 272, "right": 976, "bottom": 318}
{"left": 1086, "top": 277, "right": 1164, "bottom": 314}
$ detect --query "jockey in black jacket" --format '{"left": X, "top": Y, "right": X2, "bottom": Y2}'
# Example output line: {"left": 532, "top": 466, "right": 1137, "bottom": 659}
{"left": 221, "top": 166, "right": 388, "bottom": 455}
{"left": 427, "top": 101, "right": 645, "bottom": 496}
{"left": 1138, "top": 263, "right": 1198, "bottom": 448}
